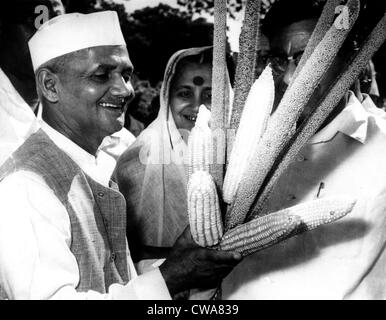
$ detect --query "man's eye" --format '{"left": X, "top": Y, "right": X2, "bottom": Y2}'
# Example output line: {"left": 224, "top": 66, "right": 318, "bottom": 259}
{"left": 122, "top": 74, "right": 132, "bottom": 83}
{"left": 92, "top": 73, "right": 109, "bottom": 81}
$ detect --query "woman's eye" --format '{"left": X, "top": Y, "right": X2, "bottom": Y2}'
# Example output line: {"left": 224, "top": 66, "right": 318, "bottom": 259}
{"left": 203, "top": 90, "right": 212, "bottom": 100}
{"left": 178, "top": 90, "right": 193, "bottom": 98}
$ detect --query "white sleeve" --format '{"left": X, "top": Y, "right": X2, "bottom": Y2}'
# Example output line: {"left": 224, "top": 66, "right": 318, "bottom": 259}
{"left": 0, "top": 171, "right": 170, "bottom": 300}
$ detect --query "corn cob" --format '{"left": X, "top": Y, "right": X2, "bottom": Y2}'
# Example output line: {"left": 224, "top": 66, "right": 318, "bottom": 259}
{"left": 222, "top": 65, "right": 274, "bottom": 204}
{"left": 249, "top": 11, "right": 386, "bottom": 219}
{"left": 211, "top": 0, "right": 228, "bottom": 190}
{"left": 187, "top": 170, "right": 224, "bottom": 247}
{"left": 219, "top": 196, "right": 355, "bottom": 257}
{"left": 290, "top": 196, "right": 356, "bottom": 231}
{"left": 225, "top": 0, "right": 360, "bottom": 230}
{"left": 290, "top": 0, "right": 342, "bottom": 87}
{"left": 229, "top": 0, "right": 261, "bottom": 136}
{"left": 187, "top": 105, "right": 213, "bottom": 179}
{"left": 218, "top": 211, "right": 301, "bottom": 257}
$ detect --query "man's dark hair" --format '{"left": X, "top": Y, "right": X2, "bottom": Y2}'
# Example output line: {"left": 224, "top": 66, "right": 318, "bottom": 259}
{"left": 262, "top": 0, "right": 326, "bottom": 38}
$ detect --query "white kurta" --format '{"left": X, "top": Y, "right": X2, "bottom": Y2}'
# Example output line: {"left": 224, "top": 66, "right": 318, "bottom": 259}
{"left": 223, "top": 93, "right": 386, "bottom": 300}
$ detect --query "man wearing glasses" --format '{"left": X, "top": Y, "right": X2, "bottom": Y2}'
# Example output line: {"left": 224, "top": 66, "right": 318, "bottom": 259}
{"left": 222, "top": 0, "right": 386, "bottom": 300}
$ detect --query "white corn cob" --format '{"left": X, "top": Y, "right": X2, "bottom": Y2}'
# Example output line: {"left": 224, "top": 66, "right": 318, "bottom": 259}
{"left": 187, "top": 105, "right": 213, "bottom": 179}
{"left": 223, "top": 65, "right": 274, "bottom": 204}
{"left": 219, "top": 196, "right": 356, "bottom": 257}
{"left": 287, "top": 196, "right": 357, "bottom": 232}
{"left": 218, "top": 210, "right": 300, "bottom": 256}
{"left": 187, "top": 170, "right": 224, "bottom": 247}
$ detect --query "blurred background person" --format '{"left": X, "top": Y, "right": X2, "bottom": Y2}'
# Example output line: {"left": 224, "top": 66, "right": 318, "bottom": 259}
{"left": 0, "top": 0, "right": 60, "bottom": 165}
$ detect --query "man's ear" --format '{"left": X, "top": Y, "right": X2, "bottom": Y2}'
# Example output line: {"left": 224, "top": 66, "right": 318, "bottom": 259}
{"left": 36, "top": 68, "right": 60, "bottom": 103}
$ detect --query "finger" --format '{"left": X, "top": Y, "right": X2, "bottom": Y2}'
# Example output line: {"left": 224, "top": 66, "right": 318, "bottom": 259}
{"left": 205, "top": 249, "right": 243, "bottom": 263}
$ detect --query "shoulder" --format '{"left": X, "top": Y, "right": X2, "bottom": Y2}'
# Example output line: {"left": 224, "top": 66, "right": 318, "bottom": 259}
{"left": 117, "top": 122, "right": 161, "bottom": 169}
{"left": 0, "top": 170, "right": 48, "bottom": 190}
{"left": 114, "top": 143, "right": 146, "bottom": 189}
{"left": 0, "top": 170, "right": 61, "bottom": 215}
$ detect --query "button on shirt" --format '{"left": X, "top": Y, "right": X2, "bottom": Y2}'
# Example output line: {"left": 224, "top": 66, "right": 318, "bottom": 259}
{"left": 223, "top": 92, "right": 386, "bottom": 300}
{"left": 0, "top": 121, "right": 170, "bottom": 300}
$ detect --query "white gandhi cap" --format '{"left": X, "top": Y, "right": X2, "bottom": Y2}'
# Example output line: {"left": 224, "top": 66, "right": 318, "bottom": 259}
{"left": 28, "top": 10, "right": 126, "bottom": 71}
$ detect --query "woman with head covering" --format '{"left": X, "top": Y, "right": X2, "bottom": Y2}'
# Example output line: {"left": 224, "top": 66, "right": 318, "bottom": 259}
{"left": 115, "top": 47, "right": 221, "bottom": 262}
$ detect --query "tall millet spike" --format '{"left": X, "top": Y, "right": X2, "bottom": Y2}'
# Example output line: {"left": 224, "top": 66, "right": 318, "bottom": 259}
{"left": 249, "top": 11, "right": 386, "bottom": 218}
{"left": 222, "top": 65, "right": 274, "bottom": 204}
{"left": 187, "top": 170, "right": 224, "bottom": 247}
{"left": 229, "top": 0, "right": 261, "bottom": 135}
{"left": 186, "top": 105, "right": 213, "bottom": 179}
{"left": 211, "top": 0, "right": 228, "bottom": 190}
{"left": 290, "top": 0, "right": 342, "bottom": 87}
{"left": 225, "top": 0, "right": 360, "bottom": 230}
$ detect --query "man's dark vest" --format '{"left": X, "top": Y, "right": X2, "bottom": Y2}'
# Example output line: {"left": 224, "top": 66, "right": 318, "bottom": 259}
{"left": 0, "top": 129, "right": 130, "bottom": 298}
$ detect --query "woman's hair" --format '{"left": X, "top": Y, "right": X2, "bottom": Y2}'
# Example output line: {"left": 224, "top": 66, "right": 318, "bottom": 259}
{"left": 171, "top": 48, "right": 235, "bottom": 88}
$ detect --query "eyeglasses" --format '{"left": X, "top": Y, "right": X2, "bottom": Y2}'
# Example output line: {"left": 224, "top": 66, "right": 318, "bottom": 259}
{"left": 265, "top": 51, "right": 304, "bottom": 75}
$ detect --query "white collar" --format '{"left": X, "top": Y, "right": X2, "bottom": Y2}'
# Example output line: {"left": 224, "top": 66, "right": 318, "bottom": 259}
{"left": 310, "top": 92, "right": 371, "bottom": 145}
{"left": 41, "top": 121, "right": 110, "bottom": 187}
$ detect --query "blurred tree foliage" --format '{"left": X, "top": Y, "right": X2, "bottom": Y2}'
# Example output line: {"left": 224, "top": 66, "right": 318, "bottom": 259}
{"left": 176, "top": 0, "right": 277, "bottom": 19}
{"left": 121, "top": 5, "right": 214, "bottom": 85}
{"left": 63, "top": 0, "right": 216, "bottom": 85}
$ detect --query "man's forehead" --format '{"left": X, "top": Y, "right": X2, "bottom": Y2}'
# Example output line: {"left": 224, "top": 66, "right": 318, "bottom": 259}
{"left": 75, "top": 45, "right": 132, "bottom": 68}
{"left": 270, "top": 19, "right": 317, "bottom": 55}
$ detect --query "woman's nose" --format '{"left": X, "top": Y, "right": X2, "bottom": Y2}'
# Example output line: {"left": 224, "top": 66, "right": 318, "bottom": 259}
{"left": 191, "top": 92, "right": 203, "bottom": 110}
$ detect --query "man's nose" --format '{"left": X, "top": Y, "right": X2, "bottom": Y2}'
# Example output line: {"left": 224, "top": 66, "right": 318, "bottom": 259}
{"left": 282, "top": 60, "right": 297, "bottom": 86}
{"left": 110, "top": 75, "right": 135, "bottom": 99}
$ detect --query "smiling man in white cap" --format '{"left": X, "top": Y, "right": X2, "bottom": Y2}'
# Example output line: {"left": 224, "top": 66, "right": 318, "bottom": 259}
{"left": 0, "top": 11, "right": 241, "bottom": 299}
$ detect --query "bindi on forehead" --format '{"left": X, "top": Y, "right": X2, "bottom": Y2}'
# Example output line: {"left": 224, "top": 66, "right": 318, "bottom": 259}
{"left": 193, "top": 76, "right": 205, "bottom": 86}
